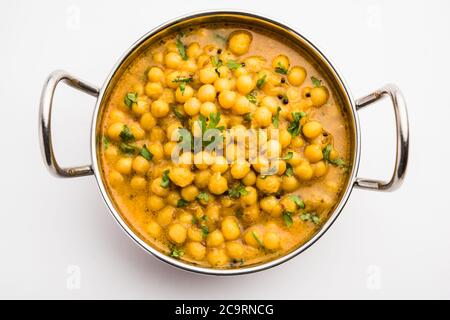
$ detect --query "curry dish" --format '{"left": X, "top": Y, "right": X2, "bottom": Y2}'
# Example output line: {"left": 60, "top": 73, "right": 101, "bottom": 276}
{"left": 98, "top": 25, "right": 351, "bottom": 268}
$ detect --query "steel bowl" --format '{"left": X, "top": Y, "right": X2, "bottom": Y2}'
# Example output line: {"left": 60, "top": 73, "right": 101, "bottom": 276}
{"left": 39, "top": 10, "right": 409, "bottom": 275}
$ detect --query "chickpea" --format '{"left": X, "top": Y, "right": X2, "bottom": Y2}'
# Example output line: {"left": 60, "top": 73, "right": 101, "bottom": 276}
{"left": 287, "top": 66, "right": 307, "bottom": 86}
{"left": 176, "top": 152, "right": 194, "bottom": 167}
{"left": 254, "top": 106, "right": 272, "bottom": 127}
{"left": 194, "top": 170, "right": 211, "bottom": 189}
{"left": 206, "top": 229, "right": 225, "bottom": 247}
{"left": 199, "top": 66, "right": 218, "bottom": 84}
{"left": 109, "top": 170, "right": 124, "bottom": 186}
{"left": 313, "top": 160, "right": 328, "bottom": 178}
{"left": 221, "top": 217, "right": 241, "bottom": 241}
{"left": 147, "top": 220, "right": 162, "bottom": 238}
{"left": 214, "top": 78, "right": 231, "bottom": 92}
{"left": 181, "top": 185, "right": 199, "bottom": 202}
{"left": 244, "top": 228, "right": 263, "bottom": 247}
{"left": 263, "top": 232, "right": 280, "bottom": 250}
{"left": 132, "top": 156, "right": 150, "bottom": 175}
{"left": 116, "top": 158, "right": 132, "bottom": 175}
{"left": 187, "top": 42, "right": 202, "bottom": 59}
{"left": 228, "top": 31, "right": 252, "bottom": 55}
{"left": 145, "top": 82, "right": 163, "bottom": 99}
{"left": 151, "top": 100, "right": 169, "bottom": 118}
{"left": 272, "top": 54, "right": 290, "bottom": 71}
{"left": 147, "top": 67, "right": 164, "bottom": 83}
{"left": 151, "top": 177, "right": 170, "bottom": 196}
{"left": 157, "top": 206, "right": 174, "bottom": 227}
{"left": 304, "top": 144, "right": 323, "bottom": 163}
{"left": 261, "top": 96, "right": 279, "bottom": 114}
{"left": 260, "top": 196, "right": 281, "bottom": 216}
{"left": 243, "top": 204, "right": 260, "bottom": 222}
{"left": 230, "top": 160, "right": 251, "bottom": 179}
{"left": 206, "top": 203, "right": 220, "bottom": 224}
{"left": 105, "top": 145, "right": 119, "bottom": 162}
{"left": 107, "top": 122, "right": 124, "bottom": 141}
{"left": 188, "top": 226, "right": 204, "bottom": 242}
{"left": 207, "top": 248, "right": 228, "bottom": 267}
{"left": 311, "top": 86, "right": 329, "bottom": 106}
{"left": 110, "top": 110, "right": 126, "bottom": 123}
{"left": 147, "top": 142, "right": 164, "bottom": 161}
{"left": 168, "top": 223, "right": 187, "bottom": 244}
{"left": 150, "top": 126, "right": 165, "bottom": 142}
{"left": 166, "top": 191, "right": 181, "bottom": 207}
{"left": 186, "top": 242, "right": 206, "bottom": 260}
{"left": 286, "top": 151, "right": 303, "bottom": 166}
{"left": 242, "top": 170, "right": 257, "bottom": 186}
{"left": 236, "top": 74, "right": 254, "bottom": 95}
{"left": 165, "top": 71, "right": 183, "bottom": 89}
{"left": 232, "top": 95, "right": 251, "bottom": 115}
{"left": 200, "top": 102, "right": 218, "bottom": 117}
{"left": 169, "top": 167, "right": 194, "bottom": 187}
{"left": 140, "top": 112, "right": 157, "bottom": 131}
{"left": 163, "top": 142, "right": 177, "bottom": 159}
{"left": 147, "top": 195, "right": 165, "bottom": 211}
{"left": 256, "top": 175, "right": 281, "bottom": 194}
{"left": 194, "top": 151, "right": 214, "bottom": 170}
{"left": 197, "top": 84, "right": 216, "bottom": 102}
{"left": 183, "top": 97, "right": 201, "bottom": 116}
{"left": 226, "top": 242, "right": 244, "bottom": 259}
{"left": 152, "top": 51, "right": 164, "bottom": 64}
{"left": 280, "top": 196, "right": 297, "bottom": 212}
{"left": 303, "top": 121, "right": 323, "bottom": 139}
{"left": 294, "top": 162, "right": 314, "bottom": 180}
{"left": 266, "top": 139, "right": 282, "bottom": 159}
{"left": 175, "top": 85, "right": 194, "bottom": 103}
{"left": 282, "top": 175, "right": 300, "bottom": 192}
{"left": 218, "top": 90, "right": 237, "bottom": 109}
{"left": 129, "top": 123, "right": 145, "bottom": 140}
{"left": 208, "top": 172, "right": 228, "bottom": 195}
{"left": 165, "top": 51, "right": 183, "bottom": 69}
{"left": 290, "top": 136, "right": 304, "bottom": 148}
{"left": 211, "top": 156, "right": 229, "bottom": 173}
{"left": 240, "top": 186, "right": 258, "bottom": 206}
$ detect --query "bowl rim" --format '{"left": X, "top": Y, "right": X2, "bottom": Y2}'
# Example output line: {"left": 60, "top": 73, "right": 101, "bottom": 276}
{"left": 90, "top": 9, "right": 361, "bottom": 276}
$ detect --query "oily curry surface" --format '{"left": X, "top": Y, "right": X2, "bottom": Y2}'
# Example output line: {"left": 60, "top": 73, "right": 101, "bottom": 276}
{"left": 98, "top": 25, "right": 351, "bottom": 268}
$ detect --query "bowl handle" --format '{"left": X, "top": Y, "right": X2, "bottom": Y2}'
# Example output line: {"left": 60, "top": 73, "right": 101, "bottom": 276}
{"left": 354, "top": 84, "right": 409, "bottom": 191}
{"left": 39, "top": 70, "right": 99, "bottom": 178}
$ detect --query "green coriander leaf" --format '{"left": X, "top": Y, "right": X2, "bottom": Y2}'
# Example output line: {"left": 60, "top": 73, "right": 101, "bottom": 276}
{"left": 227, "top": 59, "right": 243, "bottom": 70}
{"left": 287, "top": 112, "right": 306, "bottom": 137}
{"left": 312, "top": 215, "right": 320, "bottom": 225}
{"left": 300, "top": 213, "right": 312, "bottom": 221}
{"left": 119, "top": 142, "right": 136, "bottom": 154}
{"left": 119, "top": 125, "right": 135, "bottom": 143}
{"left": 170, "top": 247, "right": 184, "bottom": 259}
{"left": 243, "top": 113, "right": 252, "bottom": 122}
{"left": 177, "top": 199, "right": 189, "bottom": 208}
{"left": 323, "top": 144, "right": 346, "bottom": 168}
{"left": 215, "top": 34, "right": 227, "bottom": 43}
{"left": 228, "top": 183, "right": 248, "bottom": 199}
{"left": 236, "top": 207, "right": 243, "bottom": 218}
{"left": 160, "top": 169, "right": 170, "bottom": 188}
{"left": 252, "top": 231, "right": 264, "bottom": 247}
{"left": 283, "top": 211, "right": 294, "bottom": 227}
{"left": 285, "top": 163, "right": 294, "bottom": 177}
{"left": 246, "top": 91, "right": 257, "bottom": 104}
{"left": 211, "top": 56, "right": 223, "bottom": 68}
{"left": 176, "top": 37, "right": 188, "bottom": 60}
{"left": 256, "top": 74, "right": 267, "bottom": 89}
{"left": 272, "top": 106, "right": 281, "bottom": 128}
{"left": 289, "top": 195, "right": 305, "bottom": 209}
{"left": 275, "top": 62, "right": 288, "bottom": 75}
{"left": 173, "top": 108, "right": 187, "bottom": 122}
{"left": 311, "top": 76, "right": 322, "bottom": 87}
{"left": 102, "top": 136, "right": 110, "bottom": 150}
{"left": 124, "top": 92, "right": 138, "bottom": 109}
{"left": 201, "top": 225, "right": 209, "bottom": 238}
{"left": 196, "top": 192, "right": 209, "bottom": 202}
{"left": 139, "top": 144, "right": 153, "bottom": 161}
{"left": 280, "top": 151, "right": 293, "bottom": 160}
{"left": 330, "top": 158, "right": 346, "bottom": 167}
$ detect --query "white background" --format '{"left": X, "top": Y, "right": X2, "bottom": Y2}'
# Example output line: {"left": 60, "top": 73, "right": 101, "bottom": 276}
{"left": 1, "top": 0, "right": 449, "bottom": 299}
